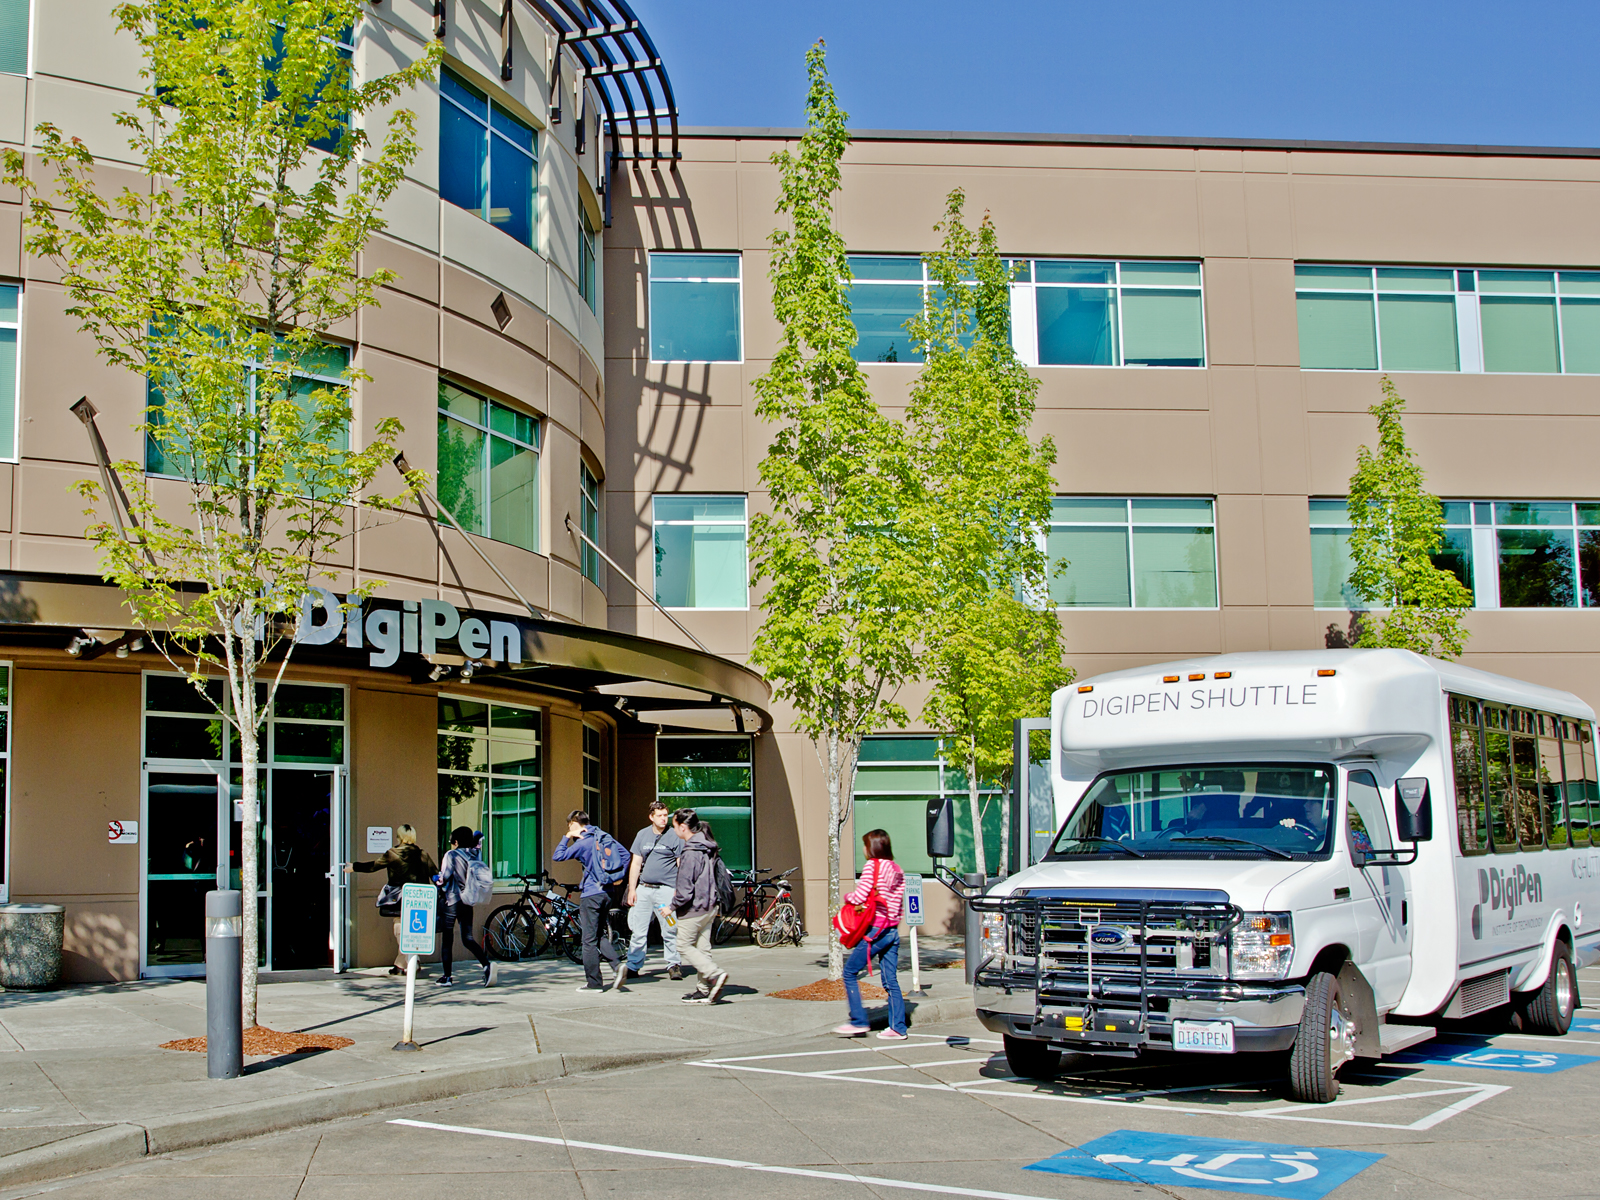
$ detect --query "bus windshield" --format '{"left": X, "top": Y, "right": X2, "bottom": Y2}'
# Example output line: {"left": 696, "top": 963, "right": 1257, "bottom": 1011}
{"left": 1049, "top": 763, "right": 1338, "bottom": 860}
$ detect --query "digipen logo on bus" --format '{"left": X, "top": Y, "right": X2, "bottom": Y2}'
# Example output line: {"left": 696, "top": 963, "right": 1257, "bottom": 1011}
{"left": 1471, "top": 864, "right": 1544, "bottom": 938}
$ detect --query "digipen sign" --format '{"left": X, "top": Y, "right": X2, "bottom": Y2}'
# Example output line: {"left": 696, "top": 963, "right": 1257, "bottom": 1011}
{"left": 1079, "top": 682, "right": 1323, "bottom": 720}
{"left": 293, "top": 588, "right": 524, "bottom": 671}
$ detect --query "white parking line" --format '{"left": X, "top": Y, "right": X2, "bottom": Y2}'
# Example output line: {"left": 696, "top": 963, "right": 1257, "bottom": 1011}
{"left": 388, "top": 1118, "right": 1066, "bottom": 1200}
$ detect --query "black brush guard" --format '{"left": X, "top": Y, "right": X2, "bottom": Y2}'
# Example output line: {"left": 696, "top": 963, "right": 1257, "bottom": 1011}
{"left": 972, "top": 890, "right": 1243, "bottom": 1052}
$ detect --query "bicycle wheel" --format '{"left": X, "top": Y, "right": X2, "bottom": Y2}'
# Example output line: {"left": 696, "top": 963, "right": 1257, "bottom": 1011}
{"left": 755, "top": 902, "right": 799, "bottom": 949}
{"left": 711, "top": 910, "right": 735, "bottom": 945}
{"left": 484, "top": 905, "right": 534, "bottom": 962}
{"left": 560, "top": 911, "right": 584, "bottom": 964}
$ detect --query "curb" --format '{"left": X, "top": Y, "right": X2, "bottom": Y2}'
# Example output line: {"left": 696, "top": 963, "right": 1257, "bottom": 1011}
{"left": 0, "top": 1048, "right": 689, "bottom": 1190}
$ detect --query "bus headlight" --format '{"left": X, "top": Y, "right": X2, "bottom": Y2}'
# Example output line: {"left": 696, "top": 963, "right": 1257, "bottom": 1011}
{"left": 1231, "top": 912, "right": 1293, "bottom": 980}
{"left": 979, "top": 912, "right": 1007, "bottom": 966}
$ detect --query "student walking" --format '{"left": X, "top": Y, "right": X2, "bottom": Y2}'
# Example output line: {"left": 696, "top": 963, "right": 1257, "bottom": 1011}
{"left": 670, "top": 808, "right": 729, "bottom": 1004}
{"left": 625, "top": 801, "right": 683, "bottom": 982}
{"left": 553, "top": 809, "right": 628, "bottom": 992}
{"left": 835, "top": 829, "right": 908, "bottom": 1040}
{"left": 433, "top": 826, "right": 494, "bottom": 988}
{"left": 347, "top": 823, "right": 437, "bottom": 974}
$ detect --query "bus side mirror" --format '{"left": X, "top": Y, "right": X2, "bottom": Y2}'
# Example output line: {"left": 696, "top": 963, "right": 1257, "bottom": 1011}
{"left": 927, "top": 796, "right": 955, "bottom": 859}
{"left": 1395, "top": 777, "right": 1432, "bottom": 842}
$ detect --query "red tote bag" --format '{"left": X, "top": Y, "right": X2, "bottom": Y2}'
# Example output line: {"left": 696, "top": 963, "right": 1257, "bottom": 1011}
{"left": 832, "top": 878, "right": 880, "bottom": 949}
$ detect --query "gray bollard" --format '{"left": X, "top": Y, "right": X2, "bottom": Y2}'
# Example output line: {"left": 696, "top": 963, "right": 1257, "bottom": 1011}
{"left": 205, "top": 890, "right": 242, "bottom": 1080}
{"left": 963, "top": 872, "right": 985, "bottom": 984}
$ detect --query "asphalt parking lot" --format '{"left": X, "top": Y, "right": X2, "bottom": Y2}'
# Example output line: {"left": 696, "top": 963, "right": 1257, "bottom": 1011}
{"left": 10, "top": 970, "right": 1600, "bottom": 1200}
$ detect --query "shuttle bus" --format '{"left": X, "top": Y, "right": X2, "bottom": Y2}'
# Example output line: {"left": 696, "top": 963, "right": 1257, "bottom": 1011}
{"left": 970, "top": 649, "right": 1600, "bottom": 1102}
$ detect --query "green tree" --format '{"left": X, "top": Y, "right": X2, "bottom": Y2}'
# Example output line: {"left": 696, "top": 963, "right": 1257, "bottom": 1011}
{"left": 4, "top": 0, "right": 438, "bottom": 1025}
{"left": 749, "top": 43, "right": 928, "bottom": 978}
{"left": 1346, "top": 376, "right": 1472, "bottom": 658}
{"left": 909, "top": 192, "right": 1069, "bottom": 878}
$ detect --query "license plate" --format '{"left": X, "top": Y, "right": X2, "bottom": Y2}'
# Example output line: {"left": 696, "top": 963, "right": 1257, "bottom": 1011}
{"left": 1172, "top": 1020, "right": 1235, "bottom": 1053}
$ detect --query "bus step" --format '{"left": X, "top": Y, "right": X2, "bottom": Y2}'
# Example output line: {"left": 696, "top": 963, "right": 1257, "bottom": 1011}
{"left": 1378, "top": 1023, "right": 1435, "bottom": 1055}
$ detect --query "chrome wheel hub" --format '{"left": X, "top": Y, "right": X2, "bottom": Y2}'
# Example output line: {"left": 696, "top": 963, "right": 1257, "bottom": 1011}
{"left": 1556, "top": 960, "right": 1574, "bottom": 1016}
{"left": 1328, "top": 1006, "right": 1356, "bottom": 1068}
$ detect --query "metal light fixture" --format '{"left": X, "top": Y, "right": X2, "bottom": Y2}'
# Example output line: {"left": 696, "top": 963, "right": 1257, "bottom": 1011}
{"left": 460, "top": 662, "right": 476, "bottom": 680}
{"left": 65, "top": 635, "right": 94, "bottom": 658}
{"left": 428, "top": 664, "right": 450, "bottom": 682}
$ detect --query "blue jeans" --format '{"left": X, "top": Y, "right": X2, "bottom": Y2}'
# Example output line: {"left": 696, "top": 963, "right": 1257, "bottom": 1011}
{"left": 843, "top": 927, "right": 906, "bottom": 1034}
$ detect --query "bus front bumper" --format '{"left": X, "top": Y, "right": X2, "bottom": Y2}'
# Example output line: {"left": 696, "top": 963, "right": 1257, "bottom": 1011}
{"left": 974, "top": 979, "right": 1306, "bottom": 1055}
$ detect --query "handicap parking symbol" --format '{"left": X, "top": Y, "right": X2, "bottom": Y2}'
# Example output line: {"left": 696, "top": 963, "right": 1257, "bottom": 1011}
{"left": 1390, "top": 1041, "right": 1597, "bottom": 1073}
{"left": 408, "top": 909, "right": 429, "bottom": 933}
{"left": 1027, "top": 1131, "right": 1382, "bottom": 1200}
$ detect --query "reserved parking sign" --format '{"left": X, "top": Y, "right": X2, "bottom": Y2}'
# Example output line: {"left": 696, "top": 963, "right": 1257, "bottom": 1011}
{"left": 398, "top": 883, "right": 436, "bottom": 955}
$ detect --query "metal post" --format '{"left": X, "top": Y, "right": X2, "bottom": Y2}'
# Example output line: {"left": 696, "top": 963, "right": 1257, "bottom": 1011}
{"left": 963, "top": 872, "right": 984, "bottom": 984}
{"left": 205, "top": 890, "right": 242, "bottom": 1080}
{"left": 910, "top": 925, "right": 921, "bottom": 994}
{"left": 395, "top": 955, "right": 421, "bottom": 1051}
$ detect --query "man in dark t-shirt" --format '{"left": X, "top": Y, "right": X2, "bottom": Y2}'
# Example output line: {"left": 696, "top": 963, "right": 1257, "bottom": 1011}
{"left": 625, "top": 801, "right": 683, "bottom": 980}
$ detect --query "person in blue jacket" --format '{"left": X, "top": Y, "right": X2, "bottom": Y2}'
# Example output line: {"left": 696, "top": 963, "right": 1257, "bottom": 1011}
{"left": 552, "top": 809, "right": 626, "bottom": 992}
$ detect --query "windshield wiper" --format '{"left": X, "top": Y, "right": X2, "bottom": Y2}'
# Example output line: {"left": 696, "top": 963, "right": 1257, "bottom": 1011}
{"left": 1170, "top": 835, "right": 1293, "bottom": 861}
{"left": 1057, "top": 836, "right": 1145, "bottom": 859}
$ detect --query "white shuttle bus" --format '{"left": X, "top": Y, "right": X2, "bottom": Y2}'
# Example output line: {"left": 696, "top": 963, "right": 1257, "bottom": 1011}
{"left": 971, "top": 648, "right": 1600, "bottom": 1102}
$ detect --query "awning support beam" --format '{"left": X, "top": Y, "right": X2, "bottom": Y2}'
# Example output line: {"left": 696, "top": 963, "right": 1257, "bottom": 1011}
{"left": 564, "top": 511, "right": 709, "bottom": 654}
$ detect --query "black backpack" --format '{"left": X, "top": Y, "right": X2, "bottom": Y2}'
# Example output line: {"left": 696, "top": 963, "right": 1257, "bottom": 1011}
{"left": 713, "top": 855, "right": 737, "bottom": 917}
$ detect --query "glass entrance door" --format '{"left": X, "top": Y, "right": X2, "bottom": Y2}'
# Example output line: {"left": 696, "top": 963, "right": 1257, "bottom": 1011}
{"left": 269, "top": 768, "right": 334, "bottom": 970}
{"left": 143, "top": 769, "right": 226, "bottom": 975}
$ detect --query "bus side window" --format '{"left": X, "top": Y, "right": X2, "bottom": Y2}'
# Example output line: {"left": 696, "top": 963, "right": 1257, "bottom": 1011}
{"left": 1484, "top": 707, "right": 1516, "bottom": 853}
{"left": 1345, "top": 770, "right": 1393, "bottom": 864}
{"left": 1510, "top": 732, "right": 1544, "bottom": 849}
{"left": 1452, "top": 717, "right": 1487, "bottom": 855}
{"left": 1583, "top": 725, "right": 1600, "bottom": 845}
{"left": 1538, "top": 714, "right": 1568, "bottom": 848}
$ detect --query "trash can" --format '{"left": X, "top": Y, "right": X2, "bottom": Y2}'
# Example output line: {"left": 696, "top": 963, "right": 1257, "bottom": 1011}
{"left": 0, "top": 903, "right": 65, "bottom": 990}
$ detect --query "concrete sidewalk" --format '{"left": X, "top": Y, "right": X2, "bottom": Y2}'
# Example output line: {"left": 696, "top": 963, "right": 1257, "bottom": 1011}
{"left": 0, "top": 935, "right": 972, "bottom": 1188}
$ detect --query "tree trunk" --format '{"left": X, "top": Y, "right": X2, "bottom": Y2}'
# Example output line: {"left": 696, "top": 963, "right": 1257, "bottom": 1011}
{"left": 998, "top": 767, "right": 1011, "bottom": 879}
{"left": 825, "top": 733, "right": 843, "bottom": 980}
{"left": 238, "top": 639, "right": 260, "bottom": 1029}
{"left": 967, "top": 740, "right": 987, "bottom": 881}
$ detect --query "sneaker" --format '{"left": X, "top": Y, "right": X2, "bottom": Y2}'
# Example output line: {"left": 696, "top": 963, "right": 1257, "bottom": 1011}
{"left": 482, "top": 962, "right": 495, "bottom": 988}
{"left": 834, "top": 1023, "right": 870, "bottom": 1036}
{"left": 610, "top": 961, "right": 628, "bottom": 991}
{"left": 434, "top": 976, "right": 454, "bottom": 987}
{"left": 681, "top": 988, "right": 712, "bottom": 1004}
{"left": 576, "top": 984, "right": 606, "bottom": 993}
{"left": 668, "top": 965, "right": 684, "bottom": 981}
{"left": 387, "top": 966, "right": 404, "bottom": 976}
{"left": 876, "top": 1029, "right": 908, "bottom": 1041}
{"left": 705, "top": 970, "right": 729, "bottom": 1002}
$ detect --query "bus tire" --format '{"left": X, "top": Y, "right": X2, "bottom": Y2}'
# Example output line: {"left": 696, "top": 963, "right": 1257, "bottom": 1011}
{"left": 1289, "top": 970, "right": 1354, "bottom": 1103}
{"left": 1002, "top": 1035, "right": 1062, "bottom": 1080}
{"left": 1520, "top": 941, "right": 1577, "bottom": 1036}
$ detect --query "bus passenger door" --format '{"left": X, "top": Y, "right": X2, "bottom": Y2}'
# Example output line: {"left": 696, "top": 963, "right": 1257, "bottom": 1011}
{"left": 1345, "top": 768, "right": 1412, "bottom": 1009}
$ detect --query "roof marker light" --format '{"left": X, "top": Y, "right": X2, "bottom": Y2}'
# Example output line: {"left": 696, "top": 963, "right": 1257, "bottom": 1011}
{"left": 1163, "top": 675, "right": 1180, "bottom": 683}
{"left": 1078, "top": 685, "right": 1093, "bottom": 694}
{"left": 1188, "top": 673, "right": 1205, "bottom": 681}
{"left": 1318, "top": 669, "right": 1337, "bottom": 677}
{"left": 1214, "top": 671, "right": 1232, "bottom": 680}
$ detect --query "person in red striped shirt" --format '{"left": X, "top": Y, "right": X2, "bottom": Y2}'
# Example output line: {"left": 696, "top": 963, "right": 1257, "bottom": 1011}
{"left": 834, "top": 828, "right": 909, "bottom": 1040}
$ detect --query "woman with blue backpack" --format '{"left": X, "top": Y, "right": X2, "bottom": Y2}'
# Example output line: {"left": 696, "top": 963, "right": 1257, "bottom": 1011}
{"left": 553, "top": 809, "right": 631, "bottom": 992}
{"left": 433, "top": 826, "right": 495, "bottom": 988}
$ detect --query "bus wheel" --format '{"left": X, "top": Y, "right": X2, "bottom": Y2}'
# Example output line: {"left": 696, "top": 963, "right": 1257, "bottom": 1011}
{"left": 1289, "top": 970, "right": 1354, "bottom": 1103}
{"left": 1002, "top": 1035, "right": 1062, "bottom": 1080}
{"left": 1520, "top": 942, "right": 1577, "bottom": 1036}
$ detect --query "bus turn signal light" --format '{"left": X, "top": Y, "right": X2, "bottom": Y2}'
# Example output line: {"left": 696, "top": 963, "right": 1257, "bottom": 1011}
{"left": 1163, "top": 675, "right": 1180, "bottom": 683}
{"left": 1214, "top": 671, "right": 1232, "bottom": 679}
{"left": 1078, "top": 685, "right": 1093, "bottom": 693}
{"left": 1318, "top": 669, "right": 1337, "bottom": 677}
{"left": 1188, "top": 673, "right": 1205, "bottom": 681}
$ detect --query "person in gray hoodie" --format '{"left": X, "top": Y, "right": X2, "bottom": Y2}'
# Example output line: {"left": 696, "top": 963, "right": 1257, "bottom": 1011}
{"left": 670, "top": 808, "right": 729, "bottom": 1004}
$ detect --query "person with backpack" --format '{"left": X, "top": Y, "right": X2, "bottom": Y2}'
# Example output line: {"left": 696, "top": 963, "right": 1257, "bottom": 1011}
{"left": 347, "top": 823, "right": 437, "bottom": 975}
{"left": 432, "top": 826, "right": 495, "bottom": 988}
{"left": 553, "top": 809, "right": 629, "bottom": 992}
{"left": 670, "top": 808, "right": 732, "bottom": 1004}
{"left": 624, "top": 801, "right": 683, "bottom": 982}
{"left": 834, "top": 828, "right": 908, "bottom": 1040}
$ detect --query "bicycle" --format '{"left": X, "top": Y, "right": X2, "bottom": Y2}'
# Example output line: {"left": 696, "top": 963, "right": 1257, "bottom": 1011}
{"left": 711, "top": 867, "right": 804, "bottom": 947}
{"left": 484, "top": 872, "right": 584, "bottom": 963}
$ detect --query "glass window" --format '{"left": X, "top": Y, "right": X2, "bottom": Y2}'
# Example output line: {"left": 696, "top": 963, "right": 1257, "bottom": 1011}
{"left": 648, "top": 252, "right": 741, "bottom": 362}
{"left": 436, "top": 381, "right": 540, "bottom": 552}
{"left": 1538, "top": 723, "right": 1568, "bottom": 848}
{"left": 146, "top": 339, "right": 351, "bottom": 482}
{"left": 580, "top": 463, "right": 603, "bottom": 587}
{"left": 1450, "top": 697, "right": 1487, "bottom": 854}
{"left": 846, "top": 255, "right": 926, "bottom": 363}
{"left": 1030, "top": 260, "right": 1204, "bottom": 367}
{"left": 853, "top": 736, "right": 1003, "bottom": 875}
{"left": 1345, "top": 770, "right": 1393, "bottom": 864}
{"left": 440, "top": 67, "right": 537, "bottom": 249}
{"left": 1309, "top": 498, "right": 1474, "bottom": 609}
{"left": 0, "top": 0, "right": 26, "bottom": 76}
{"left": 583, "top": 722, "right": 604, "bottom": 817}
{"left": 658, "top": 736, "right": 752, "bottom": 873}
{"left": 0, "top": 285, "right": 19, "bottom": 461}
{"left": 1047, "top": 498, "right": 1216, "bottom": 608}
{"left": 0, "top": 664, "right": 10, "bottom": 899}
{"left": 653, "top": 495, "right": 748, "bottom": 609}
{"left": 143, "top": 674, "right": 343, "bottom": 769}
{"left": 438, "top": 697, "right": 541, "bottom": 877}
{"left": 578, "top": 206, "right": 598, "bottom": 312}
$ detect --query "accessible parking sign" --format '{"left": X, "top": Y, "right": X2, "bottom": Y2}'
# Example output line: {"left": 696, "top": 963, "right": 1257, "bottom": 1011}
{"left": 1027, "top": 1131, "right": 1383, "bottom": 1199}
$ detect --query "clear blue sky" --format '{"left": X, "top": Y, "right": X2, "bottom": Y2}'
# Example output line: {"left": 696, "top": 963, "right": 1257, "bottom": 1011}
{"left": 627, "top": 0, "right": 1599, "bottom": 148}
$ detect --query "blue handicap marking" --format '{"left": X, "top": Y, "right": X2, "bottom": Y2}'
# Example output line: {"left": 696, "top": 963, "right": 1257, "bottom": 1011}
{"left": 1573, "top": 1019, "right": 1600, "bottom": 1033}
{"left": 408, "top": 909, "right": 429, "bottom": 933}
{"left": 1027, "top": 1131, "right": 1382, "bottom": 1200}
{"left": 907, "top": 896, "right": 921, "bottom": 915}
{"left": 1389, "top": 1041, "right": 1596, "bottom": 1073}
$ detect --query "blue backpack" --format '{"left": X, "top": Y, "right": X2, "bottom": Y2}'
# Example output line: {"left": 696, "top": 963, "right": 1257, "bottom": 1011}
{"left": 592, "top": 828, "right": 631, "bottom": 884}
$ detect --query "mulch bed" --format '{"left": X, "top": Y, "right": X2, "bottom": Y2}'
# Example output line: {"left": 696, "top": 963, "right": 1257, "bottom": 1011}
{"left": 768, "top": 978, "right": 888, "bottom": 1002}
{"left": 160, "top": 1027, "right": 354, "bottom": 1055}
